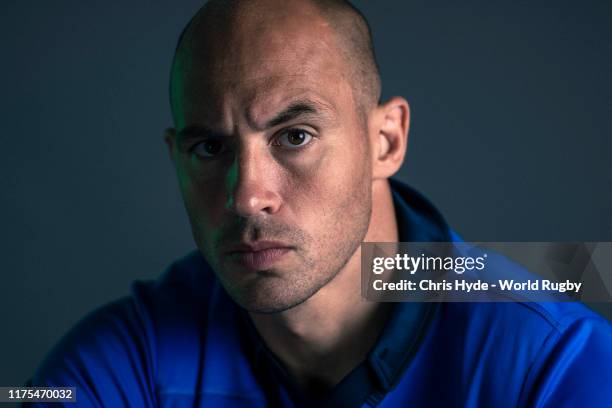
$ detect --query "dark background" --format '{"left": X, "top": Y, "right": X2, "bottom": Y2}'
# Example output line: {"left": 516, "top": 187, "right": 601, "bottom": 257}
{"left": 2, "top": 0, "right": 611, "bottom": 388}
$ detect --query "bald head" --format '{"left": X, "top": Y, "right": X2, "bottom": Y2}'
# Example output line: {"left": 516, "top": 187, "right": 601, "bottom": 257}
{"left": 169, "top": 0, "right": 381, "bottom": 125}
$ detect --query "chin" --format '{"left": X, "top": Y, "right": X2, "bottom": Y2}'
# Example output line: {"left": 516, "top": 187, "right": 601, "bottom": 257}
{"left": 228, "top": 274, "right": 323, "bottom": 314}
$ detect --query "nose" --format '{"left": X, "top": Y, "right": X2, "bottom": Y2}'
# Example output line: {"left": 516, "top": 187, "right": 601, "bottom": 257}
{"left": 226, "top": 147, "right": 282, "bottom": 217}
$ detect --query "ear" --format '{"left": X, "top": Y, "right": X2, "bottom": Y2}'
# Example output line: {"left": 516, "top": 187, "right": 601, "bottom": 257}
{"left": 164, "top": 127, "right": 177, "bottom": 162}
{"left": 370, "top": 97, "right": 410, "bottom": 180}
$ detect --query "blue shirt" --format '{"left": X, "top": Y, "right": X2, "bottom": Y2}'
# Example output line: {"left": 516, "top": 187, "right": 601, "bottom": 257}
{"left": 29, "top": 179, "right": 612, "bottom": 407}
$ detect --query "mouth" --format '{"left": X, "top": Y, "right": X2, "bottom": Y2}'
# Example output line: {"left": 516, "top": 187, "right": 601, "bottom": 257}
{"left": 225, "top": 241, "right": 294, "bottom": 270}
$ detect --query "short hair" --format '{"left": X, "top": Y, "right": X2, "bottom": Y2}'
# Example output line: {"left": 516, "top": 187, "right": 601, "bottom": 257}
{"left": 169, "top": 0, "right": 382, "bottom": 123}
{"left": 311, "top": 0, "right": 382, "bottom": 112}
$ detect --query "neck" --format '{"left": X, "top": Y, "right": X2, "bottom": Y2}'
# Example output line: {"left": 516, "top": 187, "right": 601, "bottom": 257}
{"left": 249, "top": 179, "right": 398, "bottom": 392}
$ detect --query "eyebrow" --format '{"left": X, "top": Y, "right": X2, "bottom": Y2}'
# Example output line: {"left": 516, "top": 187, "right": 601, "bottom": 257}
{"left": 263, "top": 102, "right": 321, "bottom": 129}
{"left": 176, "top": 99, "right": 335, "bottom": 141}
{"left": 176, "top": 125, "right": 222, "bottom": 143}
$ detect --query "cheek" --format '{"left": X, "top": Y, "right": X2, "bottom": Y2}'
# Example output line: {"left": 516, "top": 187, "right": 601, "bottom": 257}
{"left": 282, "top": 139, "right": 370, "bottom": 227}
{"left": 176, "top": 159, "right": 228, "bottom": 229}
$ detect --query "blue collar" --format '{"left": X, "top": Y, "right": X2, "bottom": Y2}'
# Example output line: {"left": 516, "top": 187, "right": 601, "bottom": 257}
{"left": 365, "top": 179, "right": 451, "bottom": 399}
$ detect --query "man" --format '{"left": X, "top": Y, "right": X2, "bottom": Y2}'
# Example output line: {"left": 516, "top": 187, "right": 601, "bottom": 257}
{"left": 30, "top": 0, "right": 612, "bottom": 407}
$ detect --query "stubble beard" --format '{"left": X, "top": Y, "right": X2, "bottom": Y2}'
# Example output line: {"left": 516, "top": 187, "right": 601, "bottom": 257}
{"left": 223, "top": 179, "right": 373, "bottom": 314}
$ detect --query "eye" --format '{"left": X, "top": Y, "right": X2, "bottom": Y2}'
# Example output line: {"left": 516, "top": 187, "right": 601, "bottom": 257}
{"left": 275, "top": 129, "right": 313, "bottom": 149}
{"left": 193, "top": 139, "right": 226, "bottom": 158}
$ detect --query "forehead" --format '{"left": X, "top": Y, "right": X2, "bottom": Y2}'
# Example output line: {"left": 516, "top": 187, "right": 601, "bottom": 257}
{"left": 171, "top": 1, "right": 355, "bottom": 128}
{"left": 176, "top": 68, "right": 350, "bottom": 130}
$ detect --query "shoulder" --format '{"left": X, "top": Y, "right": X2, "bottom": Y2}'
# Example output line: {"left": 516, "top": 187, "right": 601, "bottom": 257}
{"left": 434, "top": 300, "right": 612, "bottom": 406}
{"left": 509, "top": 301, "right": 612, "bottom": 406}
{"left": 30, "top": 250, "right": 225, "bottom": 406}
{"left": 444, "top": 231, "right": 612, "bottom": 372}
{"left": 131, "top": 249, "right": 217, "bottom": 330}
{"left": 442, "top": 296, "right": 610, "bottom": 335}
{"left": 29, "top": 294, "right": 157, "bottom": 406}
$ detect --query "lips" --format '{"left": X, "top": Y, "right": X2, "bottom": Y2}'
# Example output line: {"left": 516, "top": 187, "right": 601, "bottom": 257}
{"left": 225, "top": 241, "right": 293, "bottom": 270}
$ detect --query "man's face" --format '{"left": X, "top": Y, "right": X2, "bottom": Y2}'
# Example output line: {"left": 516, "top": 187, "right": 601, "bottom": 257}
{"left": 169, "top": 1, "right": 373, "bottom": 313}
